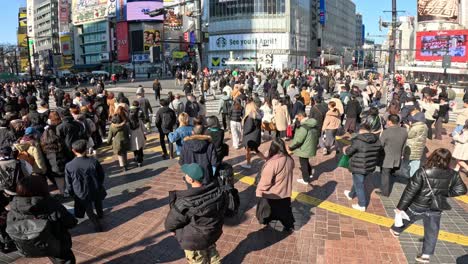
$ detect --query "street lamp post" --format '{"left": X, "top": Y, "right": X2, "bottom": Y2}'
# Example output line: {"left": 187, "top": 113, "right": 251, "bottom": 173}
{"left": 388, "top": 0, "right": 397, "bottom": 74}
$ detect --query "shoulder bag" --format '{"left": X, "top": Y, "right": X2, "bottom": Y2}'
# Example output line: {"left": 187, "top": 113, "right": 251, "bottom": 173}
{"left": 421, "top": 169, "right": 451, "bottom": 211}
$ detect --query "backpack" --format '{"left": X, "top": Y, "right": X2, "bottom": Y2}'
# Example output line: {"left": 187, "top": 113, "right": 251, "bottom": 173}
{"left": 217, "top": 163, "right": 239, "bottom": 217}
{"left": 161, "top": 110, "right": 176, "bottom": 130}
{"left": 7, "top": 218, "right": 62, "bottom": 257}
{"left": 447, "top": 89, "right": 456, "bottom": 101}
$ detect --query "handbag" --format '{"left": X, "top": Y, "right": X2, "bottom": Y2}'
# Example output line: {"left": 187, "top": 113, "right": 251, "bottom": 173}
{"left": 432, "top": 109, "right": 439, "bottom": 120}
{"left": 421, "top": 169, "right": 451, "bottom": 211}
{"left": 337, "top": 154, "right": 350, "bottom": 169}
{"left": 286, "top": 125, "right": 294, "bottom": 138}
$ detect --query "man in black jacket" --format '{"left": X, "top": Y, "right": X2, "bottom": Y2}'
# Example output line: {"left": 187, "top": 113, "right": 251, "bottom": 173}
{"left": 343, "top": 121, "right": 382, "bottom": 212}
{"left": 165, "top": 163, "right": 226, "bottom": 263}
{"left": 343, "top": 96, "right": 362, "bottom": 134}
{"left": 155, "top": 99, "right": 176, "bottom": 159}
{"left": 57, "top": 111, "right": 85, "bottom": 163}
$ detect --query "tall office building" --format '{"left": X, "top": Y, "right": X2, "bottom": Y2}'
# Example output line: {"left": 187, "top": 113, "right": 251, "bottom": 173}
{"left": 355, "top": 13, "right": 364, "bottom": 48}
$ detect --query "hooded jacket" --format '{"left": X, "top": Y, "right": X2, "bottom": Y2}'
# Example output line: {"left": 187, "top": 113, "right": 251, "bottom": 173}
{"left": 289, "top": 118, "right": 319, "bottom": 158}
{"left": 345, "top": 133, "right": 383, "bottom": 175}
{"left": 397, "top": 168, "right": 467, "bottom": 211}
{"left": 56, "top": 116, "right": 84, "bottom": 161}
{"left": 164, "top": 182, "right": 226, "bottom": 251}
{"left": 218, "top": 95, "right": 231, "bottom": 114}
{"left": 404, "top": 116, "right": 428, "bottom": 160}
{"left": 7, "top": 196, "right": 78, "bottom": 255}
{"left": 180, "top": 135, "right": 217, "bottom": 184}
{"left": 65, "top": 156, "right": 106, "bottom": 203}
{"left": 14, "top": 139, "right": 47, "bottom": 175}
{"left": 107, "top": 122, "right": 130, "bottom": 155}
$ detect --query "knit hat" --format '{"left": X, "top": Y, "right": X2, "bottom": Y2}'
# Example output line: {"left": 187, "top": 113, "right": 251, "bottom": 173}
{"left": 181, "top": 164, "right": 204, "bottom": 182}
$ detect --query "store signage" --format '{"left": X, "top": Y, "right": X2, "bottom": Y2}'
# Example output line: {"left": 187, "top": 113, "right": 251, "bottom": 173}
{"left": 116, "top": 0, "right": 127, "bottom": 21}
{"left": 209, "top": 33, "right": 291, "bottom": 51}
{"left": 72, "top": 0, "right": 108, "bottom": 25}
{"left": 116, "top": 22, "right": 130, "bottom": 61}
{"left": 319, "top": 0, "right": 326, "bottom": 25}
{"left": 417, "top": 0, "right": 459, "bottom": 23}
{"left": 132, "top": 53, "right": 150, "bottom": 62}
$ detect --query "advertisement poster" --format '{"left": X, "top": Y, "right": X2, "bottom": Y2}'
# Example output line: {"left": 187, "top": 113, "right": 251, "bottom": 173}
{"left": 416, "top": 30, "right": 468, "bottom": 62}
{"left": 17, "top": 34, "right": 28, "bottom": 48}
{"left": 116, "top": 22, "right": 130, "bottom": 61}
{"left": 72, "top": 0, "right": 109, "bottom": 25}
{"left": 116, "top": 0, "right": 127, "bottom": 21}
{"left": 59, "top": 0, "right": 70, "bottom": 32}
{"left": 18, "top": 10, "right": 27, "bottom": 27}
{"left": 60, "top": 34, "right": 72, "bottom": 56}
{"left": 126, "top": 0, "right": 164, "bottom": 21}
{"left": 164, "top": 9, "right": 182, "bottom": 30}
{"left": 417, "top": 0, "right": 459, "bottom": 22}
{"left": 209, "top": 33, "right": 292, "bottom": 52}
{"left": 108, "top": 0, "right": 116, "bottom": 17}
{"left": 143, "top": 29, "right": 161, "bottom": 51}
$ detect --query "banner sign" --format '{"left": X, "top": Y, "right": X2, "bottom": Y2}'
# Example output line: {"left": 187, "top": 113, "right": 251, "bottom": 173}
{"left": 416, "top": 30, "right": 468, "bottom": 62}
{"left": 143, "top": 29, "right": 161, "bottom": 51}
{"left": 417, "top": 0, "right": 459, "bottom": 23}
{"left": 116, "top": 22, "right": 130, "bottom": 61}
{"left": 72, "top": 0, "right": 109, "bottom": 25}
{"left": 18, "top": 9, "right": 27, "bottom": 28}
{"left": 209, "top": 33, "right": 292, "bottom": 52}
{"left": 319, "top": 0, "right": 326, "bottom": 25}
{"left": 108, "top": 0, "right": 117, "bottom": 17}
{"left": 60, "top": 34, "right": 72, "bottom": 56}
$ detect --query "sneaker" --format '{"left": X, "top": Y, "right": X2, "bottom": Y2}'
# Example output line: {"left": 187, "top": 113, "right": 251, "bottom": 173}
{"left": 297, "top": 179, "right": 310, "bottom": 185}
{"left": 389, "top": 229, "right": 400, "bottom": 238}
{"left": 351, "top": 204, "right": 366, "bottom": 212}
{"left": 343, "top": 190, "right": 353, "bottom": 200}
{"left": 241, "top": 164, "right": 252, "bottom": 169}
{"left": 415, "top": 255, "right": 430, "bottom": 263}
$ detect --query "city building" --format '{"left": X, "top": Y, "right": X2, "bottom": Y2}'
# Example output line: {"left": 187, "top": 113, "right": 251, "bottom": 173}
{"left": 317, "top": 0, "right": 357, "bottom": 66}
{"left": 207, "top": 0, "right": 314, "bottom": 70}
{"left": 356, "top": 13, "right": 364, "bottom": 48}
{"left": 395, "top": 16, "right": 415, "bottom": 66}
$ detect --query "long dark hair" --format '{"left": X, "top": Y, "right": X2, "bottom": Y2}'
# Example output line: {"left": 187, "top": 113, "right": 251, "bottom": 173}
{"left": 425, "top": 148, "right": 452, "bottom": 170}
{"left": 267, "top": 138, "right": 290, "bottom": 159}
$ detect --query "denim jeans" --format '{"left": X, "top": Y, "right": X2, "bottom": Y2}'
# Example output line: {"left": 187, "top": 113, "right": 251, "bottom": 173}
{"left": 391, "top": 204, "right": 441, "bottom": 255}
{"left": 401, "top": 159, "right": 421, "bottom": 178}
{"left": 349, "top": 173, "right": 366, "bottom": 207}
{"left": 452, "top": 125, "right": 463, "bottom": 137}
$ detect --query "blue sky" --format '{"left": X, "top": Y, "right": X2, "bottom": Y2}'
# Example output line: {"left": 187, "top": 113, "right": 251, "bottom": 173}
{"left": 0, "top": 0, "right": 416, "bottom": 44}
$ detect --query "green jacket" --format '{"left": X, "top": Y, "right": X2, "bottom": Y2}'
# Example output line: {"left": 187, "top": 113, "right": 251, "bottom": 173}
{"left": 107, "top": 122, "right": 130, "bottom": 155}
{"left": 290, "top": 118, "right": 319, "bottom": 158}
{"left": 404, "top": 121, "right": 428, "bottom": 160}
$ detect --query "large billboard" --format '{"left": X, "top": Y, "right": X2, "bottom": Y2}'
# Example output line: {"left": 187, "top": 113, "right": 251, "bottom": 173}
{"left": 127, "top": 0, "right": 164, "bottom": 21}
{"left": 416, "top": 30, "right": 468, "bottom": 62}
{"left": 59, "top": 0, "right": 70, "bottom": 32}
{"left": 116, "top": 22, "right": 130, "bottom": 61}
{"left": 143, "top": 29, "right": 161, "bottom": 51}
{"left": 18, "top": 9, "right": 27, "bottom": 28}
{"left": 417, "top": 0, "right": 459, "bottom": 23}
{"left": 72, "top": 0, "right": 109, "bottom": 25}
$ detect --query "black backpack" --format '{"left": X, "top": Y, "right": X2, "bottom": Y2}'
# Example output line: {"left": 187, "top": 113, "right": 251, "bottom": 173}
{"left": 217, "top": 163, "right": 239, "bottom": 217}
{"left": 7, "top": 217, "right": 62, "bottom": 257}
{"left": 161, "top": 110, "right": 176, "bottom": 130}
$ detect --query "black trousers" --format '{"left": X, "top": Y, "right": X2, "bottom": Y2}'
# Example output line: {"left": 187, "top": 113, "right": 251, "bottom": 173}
{"left": 263, "top": 197, "right": 295, "bottom": 229}
{"left": 160, "top": 132, "right": 173, "bottom": 157}
{"left": 380, "top": 167, "right": 396, "bottom": 196}
{"left": 221, "top": 114, "right": 229, "bottom": 131}
{"left": 74, "top": 198, "right": 103, "bottom": 221}
{"left": 134, "top": 149, "right": 144, "bottom": 163}
{"left": 154, "top": 90, "right": 161, "bottom": 101}
{"left": 426, "top": 119, "right": 435, "bottom": 140}
{"left": 49, "top": 249, "right": 76, "bottom": 264}
{"left": 299, "top": 157, "right": 312, "bottom": 182}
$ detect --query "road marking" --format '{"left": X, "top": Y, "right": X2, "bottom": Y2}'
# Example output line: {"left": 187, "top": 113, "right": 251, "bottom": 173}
{"left": 234, "top": 173, "right": 468, "bottom": 246}
{"left": 455, "top": 195, "right": 468, "bottom": 204}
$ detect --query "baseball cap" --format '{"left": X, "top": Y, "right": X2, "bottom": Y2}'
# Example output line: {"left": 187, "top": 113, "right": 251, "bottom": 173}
{"left": 25, "top": 127, "right": 36, "bottom": 136}
{"left": 181, "top": 164, "right": 204, "bottom": 182}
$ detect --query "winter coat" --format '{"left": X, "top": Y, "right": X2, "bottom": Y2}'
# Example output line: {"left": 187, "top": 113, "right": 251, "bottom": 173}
{"left": 7, "top": 196, "right": 78, "bottom": 256}
{"left": 345, "top": 133, "right": 383, "bottom": 175}
{"left": 137, "top": 97, "right": 152, "bottom": 122}
{"left": 256, "top": 154, "right": 295, "bottom": 199}
{"left": 129, "top": 120, "right": 146, "bottom": 151}
{"left": 292, "top": 101, "right": 305, "bottom": 118}
{"left": 243, "top": 116, "right": 262, "bottom": 150}
{"left": 155, "top": 106, "right": 176, "bottom": 134}
{"left": 453, "top": 107, "right": 468, "bottom": 126}
{"left": 179, "top": 135, "right": 217, "bottom": 184}
{"left": 301, "top": 90, "right": 311, "bottom": 106}
{"left": 14, "top": 140, "right": 47, "bottom": 175}
{"left": 65, "top": 156, "right": 106, "bottom": 203}
{"left": 41, "top": 126, "right": 66, "bottom": 176}
{"left": 0, "top": 127, "right": 16, "bottom": 149}
{"left": 185, "top": 101, "right": 200, "bottom": 118}
{"left": 164, "top": 182, "right": 226, "bottom": 251}
{"left": 309, "top": 106, "right": 324, "bottom": 130}
{"left": 169, "top": 125, "right": 193, "bottom": 155}
{"left": 56, "top": 116, "right": 84, "bottom": 161}
{"left": 380, "top": 126, "right": 408, "bottom": 168}
{"left": 107, "top": 122, "right": 130, "bottom": 155}
{"left": 289, "top": 118, "right": 319, "bottom": 158}
{"left": 0, "top": 159, "right": 31, "bottom": 194}
{"left": 404, "top": 121, "right": 428, "bottom": 160}
{"left": 274, "top": 105, "right": 290, "bottom": 132}
{"left": 218, "top": 95, "right": 232, "bottom": 115}
{"left": 397, "top": 168, "right": 467, "bottom": 211}
{"left": 205, "top": 128, "right": 225, "bottom": 163}
{"left": 345, "top": 99, "right": 362, "bottom": 118}
{"left": 453, "top": 131, "right": 468, "bottom": 161}
{"left": 419, "top": 101, "right": 439, "bottom": 121}
{"left": 322, "top": 109, "right": 341, "bottom": 131}
{"left": 329, "top": 98, "right": 344, "bottom": 115}
{"left": 169, "top": 99, "right": 184, "bottom": 116}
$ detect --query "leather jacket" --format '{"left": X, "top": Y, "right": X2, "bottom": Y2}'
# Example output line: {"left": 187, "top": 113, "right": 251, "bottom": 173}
{"left": 397, "top": 168, "right": 467, "bottom": 211}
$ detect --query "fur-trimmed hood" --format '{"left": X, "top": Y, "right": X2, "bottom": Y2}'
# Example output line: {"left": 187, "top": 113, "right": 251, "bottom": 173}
{"left": 183, "top": 135, "right": 212, "bottom": 153}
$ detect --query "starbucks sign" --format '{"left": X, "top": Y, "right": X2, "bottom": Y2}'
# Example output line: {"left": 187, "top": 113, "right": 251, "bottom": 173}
{"left": 209, "top": 33, "right": 291, "bottom": 51}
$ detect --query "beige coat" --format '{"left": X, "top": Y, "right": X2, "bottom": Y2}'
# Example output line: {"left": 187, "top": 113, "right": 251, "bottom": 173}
{"left": 453, "top": 131, "right": 468, "bottom": 161}
{"left": 453, "top": 107, "right": 468, "bottom": 126}
{"left": 322, "top": 109, "right": 341, "bottom": 131}
{"left": 329, "top": 98, "right": 344, "bottom": 116}
{"left": 256, "top": 154, "right": 295, "bottom": 199}
{"left": 274, "top": 105, "right": 291, "bottom": 132}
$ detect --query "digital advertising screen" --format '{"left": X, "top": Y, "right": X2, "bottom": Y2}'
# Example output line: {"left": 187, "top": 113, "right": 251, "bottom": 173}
{"left": 126, "top": 0, "right": 164, "bottom": 21}
{"left": 417, "top": 0, "right": 459, "bottom": 23}
{"left": 416, "top": 30, "right": 468, "bottom": 62}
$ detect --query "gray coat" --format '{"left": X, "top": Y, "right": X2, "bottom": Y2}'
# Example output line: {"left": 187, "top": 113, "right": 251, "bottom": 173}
{"left": 380, "top": 126, "right": 408, "bottom": 168}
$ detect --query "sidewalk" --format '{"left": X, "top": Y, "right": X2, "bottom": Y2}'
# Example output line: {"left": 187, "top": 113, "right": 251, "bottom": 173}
{"left": 14, "top": 131, "right": 468, "bottom": 264}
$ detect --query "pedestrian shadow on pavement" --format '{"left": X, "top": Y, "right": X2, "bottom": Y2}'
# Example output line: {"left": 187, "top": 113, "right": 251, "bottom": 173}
{"left": 457, "top": 254, "right": 468, "bottom": 264}
{"left": 104, "top": 167, "right": 169, "bottom": 191}
{"left": 222, "top": 227, "right": 291, "bottom": 263}
{"left": 311, "top": 156, "right": 342, "bottom": 182}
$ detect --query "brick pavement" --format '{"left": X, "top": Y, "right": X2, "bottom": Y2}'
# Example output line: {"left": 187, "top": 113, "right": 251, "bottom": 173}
{"left": 10, "top": 129, "right": 468, "bottom": 264}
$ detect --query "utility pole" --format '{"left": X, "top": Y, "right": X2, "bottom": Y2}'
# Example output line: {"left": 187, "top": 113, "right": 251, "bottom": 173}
{"left": 389, "top": 0, "right": 397, "bottom": 74}
{"left": 26, "top": 35, "right": 33, "bottom": 81}
{"left": 195, "top": 0, "right": 202, "bottom": 71}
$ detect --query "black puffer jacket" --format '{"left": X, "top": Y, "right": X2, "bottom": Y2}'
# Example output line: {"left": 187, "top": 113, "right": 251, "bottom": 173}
{"left": 164, "top": 182, "right": 226, "bottom": 251}
{"left": 180, "top": 135, "right": 217, "bottom": 184}
{"left": 345, "top": 133, "right": 382, "bottom": 175}
{"left": 397, "top": 168, "right": 467, "bottom": 211}
{"left": 7, "top": 196, "right": 78, "bottom": 255}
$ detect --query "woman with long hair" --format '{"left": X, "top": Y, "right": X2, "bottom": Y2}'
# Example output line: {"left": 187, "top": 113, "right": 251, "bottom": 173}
{"left": 128, "top": 102, "right": 146, "bottom": 167}
{"left": 241, "top": 102, "right": 265, "bottom": 169}
{"left": 260, "top": 100, "right": 275, "bottom": 138}
{"left": 390, "top": 148, "right": 467, "bottom": 263}
{"left": 256, "top": 138, "right": 295, "bottom": 231}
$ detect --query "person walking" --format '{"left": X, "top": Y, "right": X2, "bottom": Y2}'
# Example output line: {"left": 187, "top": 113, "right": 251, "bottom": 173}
{"left": 453, "top": 120, "right": 468, "bottom": 173}
{"left": 136, "top": 87, "right": 153, "bottom": 130}
{"left": 343, "top": 121, "right": 382, "bottom": 212}
{"left": 165, "top": 163, "right": 226, "bottom": 264}
{"left": 168, "top": 113, "right": 194, "bottom": 156}
{"left": 274, "top": 98, "right": 291, "bottom": 139}
{"left": 65, "top": 140, "right": 106, "bottom": 232}
{"left": 229, "top": 100, "right": 244, "bottom": 149}
{"left": 390, "top": 149, "right": 467, "bottom": 263}
{"left": 378, "top": 115, "right": 408, "bottom": 197}
{"left": 403, "top": 108, "right": 428, "bottom": 178}
{"left": 183, "top": 79, "right": 193, "bottom": 97}
{"left": 218, "top": 92, "right": 232, "bottom": 131}
{"left": 321, "top": 101, "right": 341, "bottom": 155}
{"left": 343, "top": 96, "right": 362, "bottom": 134}
{"left": 451, "top": 99, "right": 468, "bottom": 136}
{"left": 152, "top": 79, "right": 162, "bottom": 105}
{"left": 256, "top": 138, "right": 295, "bottom": 232}
{"left": 107, "top": 114, "right": 130, "bottom": 172}
{"left": 434, "top": 97, "right": 449, "bottom": 140}
{"left": 128, "top": 104, "right": 147, "bottom": 167}
{"left": 260, "top": 100, "right": 275, "bottom": 138}
{"left": 155, "top": 99, "right": 176, "bottom": 159}
{"left": 7, "top": 176, "right": 78, "bottom": 263}
{"left": 242, "top": 102, "right": 265, "bottom": 169}
{"left": 289, "top": 111, "right": 319, "bottom": 185}
{"left": 419, "top": 97, "right": 439, "bottom": 140}
{"left": 205, "top": 116, "right": 227, "bottom": 165}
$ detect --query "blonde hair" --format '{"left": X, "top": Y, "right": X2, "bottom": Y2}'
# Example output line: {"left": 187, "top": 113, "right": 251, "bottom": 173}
{"left": 178, "top": 112, "right": 189, "bottom": 126}
{"left": 243, "top": 102, "right": 259, "bottom": 123}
